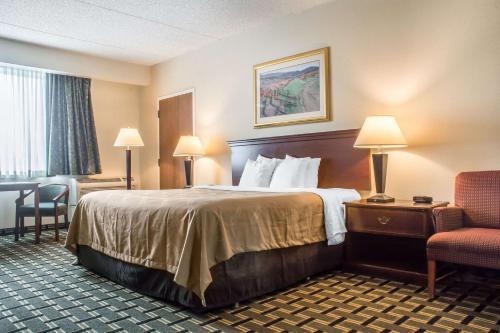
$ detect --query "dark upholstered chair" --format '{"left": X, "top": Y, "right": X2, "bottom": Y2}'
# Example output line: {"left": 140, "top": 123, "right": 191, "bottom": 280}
{"left": 427, "top": 171, "right": 500, "bottom": 297}
{"left": 15, "top": 184, "right": 69, "bottom": 242}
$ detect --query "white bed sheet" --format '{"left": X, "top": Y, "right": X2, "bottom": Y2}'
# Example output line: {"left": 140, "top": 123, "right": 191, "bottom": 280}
{"left": 194, "top": 185, "right": 361, "bottom": 245}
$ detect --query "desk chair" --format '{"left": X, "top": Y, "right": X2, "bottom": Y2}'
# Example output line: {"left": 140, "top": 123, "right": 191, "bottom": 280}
{"left": 15, "top": 184, "right": 69, "bottom": 241}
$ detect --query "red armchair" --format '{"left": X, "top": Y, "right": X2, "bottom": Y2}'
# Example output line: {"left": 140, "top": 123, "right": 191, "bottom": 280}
{"left": 427, "top": 171, "right": 500, "bottom": 297}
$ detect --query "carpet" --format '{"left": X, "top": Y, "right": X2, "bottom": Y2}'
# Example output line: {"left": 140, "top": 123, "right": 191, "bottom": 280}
{"left": 1, "top": 231, "right": 499, "bottom": 333}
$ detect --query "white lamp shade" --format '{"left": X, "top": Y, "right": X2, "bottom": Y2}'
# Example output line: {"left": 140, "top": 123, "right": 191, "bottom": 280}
{"left": 173, "top": 136, "right": 205, "bottom": 157}
{"left": 354, "top": 116, "right": 407, "bottom": 149}
{"left": 113, "top": 128, "right": 144, "bottom": 147}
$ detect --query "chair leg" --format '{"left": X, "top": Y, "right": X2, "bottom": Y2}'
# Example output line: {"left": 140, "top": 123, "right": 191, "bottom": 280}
{"left": 20, "top": 217, "right": 25, "bottom": 237}
{"left": 64, "top": 213, "right": 69, "bottom": 229}
{"left": 428, "top": 260, "right": 437, "bottom": 298}
{"left": 14, "top": 211, "right": 19, "bottom": 241}
{"left": 54, "top": 215, "right": 59, "bottom": 242}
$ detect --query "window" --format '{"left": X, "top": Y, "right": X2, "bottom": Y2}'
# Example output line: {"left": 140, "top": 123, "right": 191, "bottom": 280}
{"left": 0, "top": 64, "right": 101, "bottom": 178}
{"left": 0, "top": 65, "right": 46, "bottom": 177}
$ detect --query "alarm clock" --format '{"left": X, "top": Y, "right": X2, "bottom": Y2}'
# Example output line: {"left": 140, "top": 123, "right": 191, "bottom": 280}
{"left": 413, "top": 196, "right": 433, "bottom": 204}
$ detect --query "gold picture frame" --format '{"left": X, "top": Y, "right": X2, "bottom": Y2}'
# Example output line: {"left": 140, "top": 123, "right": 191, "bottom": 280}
{"left": 253, "top": 47, "right": 331, "bottom": 128}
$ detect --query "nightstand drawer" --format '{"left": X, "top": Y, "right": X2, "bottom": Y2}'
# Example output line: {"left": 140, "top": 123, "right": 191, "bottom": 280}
{"left": 347, "top": 207, "right": 429, "bottom": 238}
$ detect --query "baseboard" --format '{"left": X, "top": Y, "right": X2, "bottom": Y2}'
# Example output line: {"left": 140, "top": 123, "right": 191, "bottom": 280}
{"left": 0, "top": 223, "right": 68, "bottom": 236}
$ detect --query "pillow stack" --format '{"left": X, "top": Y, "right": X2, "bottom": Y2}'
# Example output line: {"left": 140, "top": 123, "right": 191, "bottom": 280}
{"left": 238, "top": 154, "right": 321, "bottom": 188}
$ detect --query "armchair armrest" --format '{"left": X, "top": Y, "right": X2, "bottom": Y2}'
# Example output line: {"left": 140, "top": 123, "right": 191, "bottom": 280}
{"left": 52, "top": 186, "right": 69, "bottom": 203}
{"left": 432, "top": 206, "right": 464, "bottom": 233}
{"left": 15, "top": 190, "right": 34, "bottom": 205}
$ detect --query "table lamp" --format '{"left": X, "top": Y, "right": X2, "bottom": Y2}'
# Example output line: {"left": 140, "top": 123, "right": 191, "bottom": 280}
{"left": 173, "top": 136, "right": 204, "bottom": 188}
{"left": 354, "top": 116, "right": 407, "bottom": 203}
{"left": 114, "top": 128, "right": 144, "bottom": 190}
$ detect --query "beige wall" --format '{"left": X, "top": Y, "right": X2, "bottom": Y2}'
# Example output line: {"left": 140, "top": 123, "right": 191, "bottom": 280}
{"left": 92, "top": 80, "right": 143, "bottom": 183}
{"left": 0, "top": 37, "right": 150, "bottom": 85}
{"left": 140, "top": 0, "right": 500, "bottom": 202}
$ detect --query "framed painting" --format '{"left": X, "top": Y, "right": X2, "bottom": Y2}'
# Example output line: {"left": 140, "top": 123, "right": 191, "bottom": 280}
{"left": 253, "top": 47, "right": 331, "bottom": 128}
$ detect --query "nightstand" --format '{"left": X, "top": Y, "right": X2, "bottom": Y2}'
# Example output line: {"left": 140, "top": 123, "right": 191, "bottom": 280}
{"left": 344, "top": 199, "right": 449, "bottom": 283}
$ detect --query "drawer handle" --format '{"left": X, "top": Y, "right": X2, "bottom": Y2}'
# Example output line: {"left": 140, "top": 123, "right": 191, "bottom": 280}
{"left": 377, "top": 216, "right": 391, "bottom": 225}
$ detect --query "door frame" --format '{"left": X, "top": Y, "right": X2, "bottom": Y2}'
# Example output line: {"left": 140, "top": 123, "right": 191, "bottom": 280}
{"left": 157, "top": 88, "right": 196, "bottom": 189}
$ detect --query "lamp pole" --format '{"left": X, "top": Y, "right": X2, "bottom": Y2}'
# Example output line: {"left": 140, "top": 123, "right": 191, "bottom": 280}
{"left": 126, "top": 146, "right": 131, "bottom": 190}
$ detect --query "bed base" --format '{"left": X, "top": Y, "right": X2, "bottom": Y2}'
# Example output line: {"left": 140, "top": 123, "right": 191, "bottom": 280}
{"left": 78, "top": 242, "right": 342, "bottom": 312}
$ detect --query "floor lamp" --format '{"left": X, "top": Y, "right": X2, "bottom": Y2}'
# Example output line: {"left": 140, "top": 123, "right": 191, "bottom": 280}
{"left": 114, "top": 128, "right": 144, "bottom": 190}
{"left": 354, "top": 116, "right": 407, "bottom": 203}
{"left": 173, "top": 136, "right": 204, "bottom": 188}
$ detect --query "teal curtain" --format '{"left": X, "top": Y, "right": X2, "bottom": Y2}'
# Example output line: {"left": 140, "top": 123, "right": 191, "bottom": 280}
{"left": 46, "top": 74, "right": 101, "bottom": 175}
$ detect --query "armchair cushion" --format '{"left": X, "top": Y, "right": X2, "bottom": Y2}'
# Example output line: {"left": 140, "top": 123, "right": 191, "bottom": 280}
{"left": 427, "top": 227, "right": 500, "bottom": 270}
{"left": 432, "top": 206, "right": 463, "bottom": 232}
{"left": 455, "top": 171, "right": 500, "bottom": 228}
{"left": 18, "top": 202, "right": 68, "bottom": 216}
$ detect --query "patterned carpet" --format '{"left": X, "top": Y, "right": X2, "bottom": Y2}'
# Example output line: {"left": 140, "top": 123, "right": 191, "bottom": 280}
{"left": 1, "top": 232, "right": 500, "bottom": 333}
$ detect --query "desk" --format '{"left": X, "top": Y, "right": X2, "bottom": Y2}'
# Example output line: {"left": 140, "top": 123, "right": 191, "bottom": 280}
{"left": 0, "top": 182, "right": 41, "bottom": 243}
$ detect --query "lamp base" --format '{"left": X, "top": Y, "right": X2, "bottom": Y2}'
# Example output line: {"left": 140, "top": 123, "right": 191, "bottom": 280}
{"left": 184, "top": 157, "right": 193, "bottom": 188}
{"left": 369, "top": 152, "right": 393, "bottom": 203}
{"left": 367, "top": 194, "right": 395, "bottom": 203}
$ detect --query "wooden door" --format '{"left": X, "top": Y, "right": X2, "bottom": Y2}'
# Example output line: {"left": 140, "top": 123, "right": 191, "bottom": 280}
{"left": 159, "top": 92, "right": 193, "bottom": 189}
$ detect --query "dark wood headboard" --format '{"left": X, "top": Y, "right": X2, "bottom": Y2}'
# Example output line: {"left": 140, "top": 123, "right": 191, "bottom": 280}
{"left": 227, "top": 129, "right": 370, "bottom": 190}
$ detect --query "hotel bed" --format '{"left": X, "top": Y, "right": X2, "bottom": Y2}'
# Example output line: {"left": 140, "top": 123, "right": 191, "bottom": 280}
{"left": 65, "top": 129, "right": 370, "bottom": 311}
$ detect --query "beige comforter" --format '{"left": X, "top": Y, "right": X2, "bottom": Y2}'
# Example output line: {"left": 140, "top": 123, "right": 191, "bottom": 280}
{"left": 65, "top": 188, "right": 325, "bottom": 304}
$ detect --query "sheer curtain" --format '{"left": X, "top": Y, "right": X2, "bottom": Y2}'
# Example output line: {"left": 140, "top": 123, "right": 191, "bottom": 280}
{"left": 0, "top": 65, "right": 46, "bottom": 177}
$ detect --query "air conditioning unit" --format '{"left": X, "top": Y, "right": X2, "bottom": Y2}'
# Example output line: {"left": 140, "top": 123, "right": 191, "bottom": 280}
{"left": 69, "top": 176, "right": 136, "bottom": 207}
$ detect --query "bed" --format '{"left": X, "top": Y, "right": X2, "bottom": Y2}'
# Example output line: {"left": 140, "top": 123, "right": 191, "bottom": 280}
{"left": 66, "top": 129, "right": 370, "bottom": 311}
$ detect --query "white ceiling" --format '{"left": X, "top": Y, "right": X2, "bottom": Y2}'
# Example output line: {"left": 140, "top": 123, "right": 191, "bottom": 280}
{"left": 0, "top": 0, "right": 334, "bottom": 65}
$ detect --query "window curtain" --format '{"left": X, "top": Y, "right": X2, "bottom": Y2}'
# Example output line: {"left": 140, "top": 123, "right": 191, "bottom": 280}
{"left": 46, "top": 74, "right": 101, "bottom": 175}
{"left": 0, "top": 65, "right": 46, "bottom": 177}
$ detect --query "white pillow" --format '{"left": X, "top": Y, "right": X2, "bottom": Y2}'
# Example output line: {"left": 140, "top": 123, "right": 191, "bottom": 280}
{"left": 256, "top": 155, "right": 281, "bottom": 181}
{"left": 256, "top": 154, "right": 283, "bottom": 166}
{"left": 257, "top": 154, "right": 281, "bottom": 164}
{"left": 285, "top": 155, "right": 321, "bottom": 188}
{"left": 269, "top": 157, "right": 309, "bottom": 188}
{"left": 239, "top": 158, "right": 277, "bottom": 187}
{"left": 306, "top": 157, "right": 321, "bottom": 188}
{"left": 285, "top": 155, "right": 310, "bottom": 186}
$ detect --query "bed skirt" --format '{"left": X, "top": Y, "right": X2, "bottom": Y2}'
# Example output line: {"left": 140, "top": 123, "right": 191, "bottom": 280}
{"left": 77, "top": 242, "right": 342, "bottom": 312}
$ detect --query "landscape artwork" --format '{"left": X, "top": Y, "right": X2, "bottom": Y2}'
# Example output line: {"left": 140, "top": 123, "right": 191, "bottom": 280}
{"left": 260, "top": 61, "right": 320, "bottom": 117}
{"left": 254, "top": 47, "right": 330, "bottom": 128}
